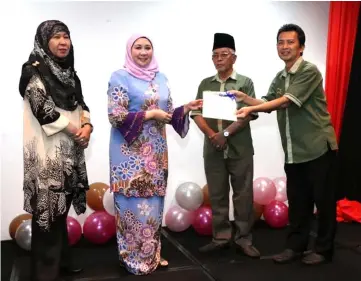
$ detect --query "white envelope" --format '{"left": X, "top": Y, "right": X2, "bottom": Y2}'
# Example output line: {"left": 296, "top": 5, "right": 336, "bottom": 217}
{"left": 202, "top": 91, "right": 237, "bottom": 121}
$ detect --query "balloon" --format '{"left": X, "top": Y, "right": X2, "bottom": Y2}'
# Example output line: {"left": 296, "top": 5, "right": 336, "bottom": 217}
{"left": 86, "top": 182, "right": 109, "bottom": 211}
{"left": 192, "top": 206, "right": 212, "bottom": 236}
{"left": 9, "top": 213, "right": 32, "bottom": 240}
{"left": 165, "top": 205, "right": 193, "bottom": 232}
{"left": 15, "top": 219, "right": 32, "bottom": 251}
{"left": 273, "top": 177, "right": 287, "bottom": 202}
{"left": 253, "top": 177, "right": 277, "bottom": 205}
{"left": 175, "top": 182, "right": 203, "bottom": 211}
{"left": 83, "top": 211, "right": 116, "bottom": 244}
{"left": 202, "top": 184, "right": 211, "bottom": 206}
{"left": 253, "top": 202, "right": 264, "bottom": 221}
{"left": 103, "top": 188, "right": 115, "bottom": 216}
{"left": 263, "top": 200, "right": 288, "bottom": 228}
{"left": 67, "top": 216, "right": 82, "bottom": 246}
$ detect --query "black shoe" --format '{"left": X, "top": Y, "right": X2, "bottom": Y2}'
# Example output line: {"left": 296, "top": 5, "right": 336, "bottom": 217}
{"left": 273, "top": 249, "right": 303, "bottom": 264}
{"left": 60, "top": 265, "right": 83, "bottom": 275}
{"left": 302, "top": 252, "right": 330, "bottom": 265}
{"left": 199, "top": 242, "right": 229, "bottom": 253}
{"left": 236, "top": 244, "right": 261, "bottom": 258}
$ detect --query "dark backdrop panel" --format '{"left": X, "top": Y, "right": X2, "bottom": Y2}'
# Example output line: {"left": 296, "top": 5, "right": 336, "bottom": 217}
{"left": 337, "top": 12, "right": 361, "bottom": 202}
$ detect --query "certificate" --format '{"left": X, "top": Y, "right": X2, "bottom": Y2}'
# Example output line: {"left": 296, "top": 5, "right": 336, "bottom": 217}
{"left": 202, "top": 91, "right": 237, "bottom": 121}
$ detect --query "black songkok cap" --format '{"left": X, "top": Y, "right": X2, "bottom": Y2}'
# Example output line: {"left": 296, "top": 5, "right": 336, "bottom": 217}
{"left": 212, "top": 33, "right": 235, "bottom": 51}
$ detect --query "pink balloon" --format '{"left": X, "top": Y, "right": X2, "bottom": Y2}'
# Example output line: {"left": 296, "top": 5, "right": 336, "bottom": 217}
{"left": 192, "top": 206, "right": 212, "bottom": 236}
{"left": 273, "top": 177, "right": 287, "bottom": 202}
{"left": 83, "top": 211, "right": 116, "bottom": 244}
{"left": 264, "top": 200, "right": 288, "bottom": 228}
{"left": 165, "top": 205, "right": 194, "bottom": 232}
{"left": 253, "top": 177, "right": 277, "bottom": 205}
{"left": 67, "top": 216, "right": 82, "bottom": 246}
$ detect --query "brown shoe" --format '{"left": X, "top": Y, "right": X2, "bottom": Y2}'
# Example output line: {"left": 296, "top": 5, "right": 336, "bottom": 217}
{"left": 237, "top": 244, "right": 260, "bottom": 258}
{"left": 199, "top": 242, "right": 229, "bottom": 253}
{"left": 302, "top": 252, "right": 329, "bottom": 265}
{"left": 273, "top": 249, "right": 302, "bottom": 264}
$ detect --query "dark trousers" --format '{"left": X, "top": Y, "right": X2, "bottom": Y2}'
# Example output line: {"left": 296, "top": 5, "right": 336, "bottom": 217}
{"left": 31, "top": 195, "right": 73, "bottom": 281}
{"left": 204, "top": 155, "right": 254, "bottom": 246}
{"left": 285, "top": 149, "right": 337, "bottom": 258}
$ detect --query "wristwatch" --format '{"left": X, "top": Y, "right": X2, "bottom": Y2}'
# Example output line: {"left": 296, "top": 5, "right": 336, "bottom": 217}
{"left": 223, "top": 130, "right": 229, "bottom": 138}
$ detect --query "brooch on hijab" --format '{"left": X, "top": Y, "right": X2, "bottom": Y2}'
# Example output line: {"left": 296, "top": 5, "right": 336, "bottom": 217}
{"left": 32, "top": 61, "right": 40, "bottom": 67}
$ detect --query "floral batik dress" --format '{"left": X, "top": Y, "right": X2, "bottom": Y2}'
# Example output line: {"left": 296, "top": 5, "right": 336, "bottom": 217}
{"left": 107, "top": 69, "right": 189, "bottom": 275}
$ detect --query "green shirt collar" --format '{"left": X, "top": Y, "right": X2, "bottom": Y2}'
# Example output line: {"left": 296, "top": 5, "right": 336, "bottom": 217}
{"left": 282, "top": 56, "right": 304, "bottom": 77}
{"left": 212, "top": 70, "right": 237, "bottom": 82}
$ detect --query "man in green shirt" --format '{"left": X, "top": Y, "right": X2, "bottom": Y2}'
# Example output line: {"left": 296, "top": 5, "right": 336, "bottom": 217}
{"left": 231, "top": 24, "right": 338, "bottom": 265}
{"left": 191, "top": 33, "right": 260, "bottom": 258}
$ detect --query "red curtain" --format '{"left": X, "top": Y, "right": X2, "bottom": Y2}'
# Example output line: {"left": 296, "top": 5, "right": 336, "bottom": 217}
{"left": 325, "top": 1, "right": 360, "bottom": 141}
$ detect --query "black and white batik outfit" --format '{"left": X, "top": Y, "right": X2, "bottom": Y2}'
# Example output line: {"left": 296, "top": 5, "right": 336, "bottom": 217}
{"left": 19, "top": 20, "right": 91, "bottom": 281}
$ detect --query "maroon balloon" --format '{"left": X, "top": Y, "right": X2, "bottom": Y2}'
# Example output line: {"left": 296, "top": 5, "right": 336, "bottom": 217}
{"left": 83, "top": 211, "right": 116, "bottom": 244}
{"left": 67, "top": 216, "right": 82, "bottom": 246}
{"left": 192, "top": 206, "right": 212, "bottom": 236}
{"left": 263, "top": 200, "right": 289, "bottom": 228}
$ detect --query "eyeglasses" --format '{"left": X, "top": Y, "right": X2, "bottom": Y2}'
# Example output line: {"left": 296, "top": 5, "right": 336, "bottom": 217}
{"left": 212, "top": 52, "right": 234, "bottom": 60}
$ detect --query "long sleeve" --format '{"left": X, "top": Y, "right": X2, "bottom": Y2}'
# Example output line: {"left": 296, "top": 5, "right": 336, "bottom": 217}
{"left": 165, "top": 80, "right": 189, "bottom": 138}
{"left": 107, "top": 72, "right": 146, "bottom": 144}
{"left": 25, "top": 75, "right": 70, "bottom": 136}
{"left": 74, "top": 73, "right": 91, "bottom": 125}
{"left": 80, "top": 109, "right": 91, "bottom": 127}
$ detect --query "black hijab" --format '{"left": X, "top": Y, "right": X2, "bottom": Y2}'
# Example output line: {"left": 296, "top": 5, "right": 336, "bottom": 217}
{"left": 19, "top": 20, "right": 88, "bottom": 111}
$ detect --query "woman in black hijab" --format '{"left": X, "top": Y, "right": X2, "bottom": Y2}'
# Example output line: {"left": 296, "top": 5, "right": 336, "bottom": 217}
{"left": 19, "top": 20, "right": 93, "bottom": 281}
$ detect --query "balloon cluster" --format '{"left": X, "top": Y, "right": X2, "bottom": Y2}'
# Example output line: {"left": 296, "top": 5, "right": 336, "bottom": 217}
{"left": 165, "top": 182, "right": 212, "bottom": 236}
{"left": 83, "top": 182, "right": 116, "bottom": 245}
{"left": 10, "top": 177, "right": 289, "bottom": 250}
{"left": 165, "top": 177, "right": 290, "bottom": 234}
{"left": 253, "top": 177, "right": 289, "bottom": 228}
{"left": 10, "top": 182, "right": 117, "bottom": 251}
{"left": 9, "top": 213, "right": 32, "bottom": 251}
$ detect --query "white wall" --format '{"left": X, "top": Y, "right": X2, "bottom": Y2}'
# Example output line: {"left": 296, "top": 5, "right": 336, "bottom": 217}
{"left": 0, "top": 0, "right": 329, "bottom": 240}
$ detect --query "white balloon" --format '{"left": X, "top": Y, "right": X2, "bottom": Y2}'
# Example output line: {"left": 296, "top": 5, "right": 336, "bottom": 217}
{"left": 103, "top": 188, "right": 115, "bottom": 216}
{"left": 15, "top": 219, "right": 32, "bottom": 251}
{"left": 175, "top": 182, "right": 203, "bottom": 211}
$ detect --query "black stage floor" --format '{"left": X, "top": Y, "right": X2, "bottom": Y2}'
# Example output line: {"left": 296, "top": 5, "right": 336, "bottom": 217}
{"left": 2, "top": 220, "right": 361, "bottom": 281}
